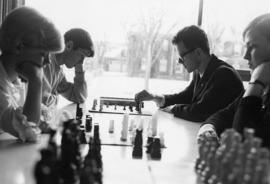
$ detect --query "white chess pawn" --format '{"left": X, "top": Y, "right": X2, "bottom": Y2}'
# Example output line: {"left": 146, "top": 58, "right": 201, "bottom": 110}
{"left": 159, "top": 132, "right": 165, "bottom": 148}
{"left": 120, "top": 113, "right": 129, "bottom": 141}
{"left": 109, "top": 119, "right": 114, "bottom": 133}
{"left": 130, "top": 129, "right": 136, "bottom": 144}
{"left": 129, "top": 119, "right": 135, "bottom": 131}
{"left": 151, "top": 112, "right": 158, "bottom": 136}
{"left": 137, "top": 117, "right": 144, "bottom": 130}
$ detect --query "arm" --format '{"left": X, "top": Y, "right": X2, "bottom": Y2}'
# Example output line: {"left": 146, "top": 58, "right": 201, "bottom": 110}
{"left": 57, "top": 64, "right": 87, "bottom": 103}
{"left": 162, "top": 74, "right": 196, "bottom": 107}
{"left": 170, "top": 68, "right": 243, "bottom": 122}
{"left": 203, "top": 94, "right": 241, "bottom": 136}
{"left": 0, "top": 78, "right": 41, "bottom": 142}
{"left": 232, "top": 62, "right": 270, "bottom": 133}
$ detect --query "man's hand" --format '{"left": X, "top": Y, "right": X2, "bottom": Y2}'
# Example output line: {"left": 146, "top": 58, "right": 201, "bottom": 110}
{"left": 161, "top": 106, "right": 173, "bottom": 113}
{"left": 197, "top": 124, "right": 219, "bottom": 144}
{"left": 135, "top": 90, "right": 155, "bottom": 102}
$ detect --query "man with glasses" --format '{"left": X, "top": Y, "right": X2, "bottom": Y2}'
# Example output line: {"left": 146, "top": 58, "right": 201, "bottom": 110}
{"left": 41, "top": 28, "right": 95, "bottom": 125}
{"left": 135, "top": 25, "right": 243, "bottom": 122}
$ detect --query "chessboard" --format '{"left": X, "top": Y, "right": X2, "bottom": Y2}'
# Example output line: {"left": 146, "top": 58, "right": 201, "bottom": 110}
{"left": 89, "top": 97, "right": 152, "bottom": 116}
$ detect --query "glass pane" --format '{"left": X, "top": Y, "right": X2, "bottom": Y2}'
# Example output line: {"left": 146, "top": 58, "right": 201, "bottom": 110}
{"left": 26, "top": 0, "right": 199, "bottom": 99}
{"left": 202, "top": 0, "right": 270, "bottom": 71}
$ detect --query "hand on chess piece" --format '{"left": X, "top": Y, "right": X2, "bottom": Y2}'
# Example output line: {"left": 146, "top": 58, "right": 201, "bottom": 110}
{"left": 135, "top": 90, "right": 154, "bottom": 102}
{"left": 197, "top": 124, "right": 219, "bottom": 144}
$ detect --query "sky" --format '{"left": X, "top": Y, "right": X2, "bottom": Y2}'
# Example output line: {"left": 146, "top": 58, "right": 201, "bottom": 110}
{"left": 26, "top": 0, "right": 270, "bottom": 44}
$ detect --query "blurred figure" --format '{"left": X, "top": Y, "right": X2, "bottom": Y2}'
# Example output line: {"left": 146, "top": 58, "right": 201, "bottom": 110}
{"left": 135, "top": 25, "right": 243, "bottom": 122}
{"left": 198, "top": 13, "right": 270, "bottom": 148}
{"left": 0, "top": 7, "right": 63, "bottom": 142}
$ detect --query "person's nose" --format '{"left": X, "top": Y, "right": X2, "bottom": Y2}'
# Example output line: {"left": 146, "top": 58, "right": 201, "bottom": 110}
{"left": 243, "top": 49, "right": 251, "bottom": 61}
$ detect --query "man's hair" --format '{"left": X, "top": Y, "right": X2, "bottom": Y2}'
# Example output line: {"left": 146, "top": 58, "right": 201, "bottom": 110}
{"left": 64, "top": 28, "right": 94, "bottom": 57}
{"left": 243, "top": 13, "right": 270, "bottom": 41}
{"left": 0, "top": 6, "right": 63, "bottom": 54}
{"left": 172, "top": 25, "right": 210, "bottom": 54}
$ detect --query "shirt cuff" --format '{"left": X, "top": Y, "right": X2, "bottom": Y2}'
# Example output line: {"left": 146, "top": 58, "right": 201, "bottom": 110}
{"left": 154, "top": 95, "right": 165, "bottom": 107}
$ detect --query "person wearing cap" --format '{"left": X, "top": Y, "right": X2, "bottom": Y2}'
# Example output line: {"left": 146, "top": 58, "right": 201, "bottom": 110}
{"left": 41, "top": 28, "right": 94, "bottom": 123}
{"left": 135, "top": 25, "right": 244, "bottom": 122}
{"left": 0, "top": 7, "right": 63, "bottom": 142}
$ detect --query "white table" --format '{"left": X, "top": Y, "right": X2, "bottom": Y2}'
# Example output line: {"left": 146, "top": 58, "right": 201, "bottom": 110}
{"left": 0, "top": 103, "right": 201, "bottom": 184}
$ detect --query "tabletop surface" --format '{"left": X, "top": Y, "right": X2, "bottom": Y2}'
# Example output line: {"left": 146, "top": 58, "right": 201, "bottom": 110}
{"left": 0, "top": 102, "right": 201, "bottom": 184}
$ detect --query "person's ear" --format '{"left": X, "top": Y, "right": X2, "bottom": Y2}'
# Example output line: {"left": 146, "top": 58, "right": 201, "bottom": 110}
{"left": 65, "top": 41, "right": 74, "bottom": 51}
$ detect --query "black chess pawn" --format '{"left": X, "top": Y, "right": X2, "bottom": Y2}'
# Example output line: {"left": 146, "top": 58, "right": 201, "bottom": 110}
{"left": 80, "top": 129, "right": 87, "bottom": 144}
{"left": 76, "top": 104, "right": 83, "bottom": 120}
{"left": 132, "top": 146, "right": 143, "bottom": 158}
{"left": 123, "top": 106, "right": 126, "bottom": 111}
{"left": 150, "top": 138, "right": 161, "bottom": 159}
{"left": 135, "top": 101, "right": 142, "bottom": 114}
{"left": 129, "top": 105, "right": 133, "bottom": 112}
{"left": 85, "top": 115, "right": 92, "bottom": 132}
{"left": 34, "top": 148, "right": 60, "bottom": 184}
{"left": 146, "top": 136, "right": 154, "bottom": 154}
{"left": 132, "top": 129, "right": 143, "bottom": 158}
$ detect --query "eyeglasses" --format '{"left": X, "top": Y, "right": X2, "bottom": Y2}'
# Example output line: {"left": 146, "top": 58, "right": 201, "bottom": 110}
{"left": 178, "top": 48, "right": 197, "bottom": 64}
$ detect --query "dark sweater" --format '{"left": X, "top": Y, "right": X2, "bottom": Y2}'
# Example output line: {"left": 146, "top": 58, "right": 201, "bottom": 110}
{"left": 163, "top": 54, "right": 244, "bottom": 122}
{"left": 205, "top": 92, "right": 270, "bottom": 149}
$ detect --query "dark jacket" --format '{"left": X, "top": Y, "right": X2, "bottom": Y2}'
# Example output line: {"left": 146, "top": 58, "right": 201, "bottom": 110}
{"left": 204, "top": 93, "right": 242, "bottom": 135}
{"left": 163, "top": 54, "right": 244, "bottom": 122}
{"left": 205, "top": 92, "right": 270, "bottom": 149}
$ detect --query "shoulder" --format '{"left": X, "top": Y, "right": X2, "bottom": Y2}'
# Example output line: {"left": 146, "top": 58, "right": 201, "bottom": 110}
{"left": 212, "top": 58, "right": 240, "bottom": 78}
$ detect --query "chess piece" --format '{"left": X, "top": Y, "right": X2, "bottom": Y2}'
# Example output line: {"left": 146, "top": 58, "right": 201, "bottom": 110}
{"left": 159, "top": 132, "right": 165, "bottom": 148}
{"left": 34, "top": 148, "right": 60, "bottom": 184}
{"left": 76, "top": 103, "right": 83, "bottom": 120}
{"left": 80, "top": 129, "right": 87, "bottom": 144}
{"left": 99, "top": 101, "right": 104, "bottom": 112}
{"left": 150, "top": 138, "right": 161, "bottom": 159}
{"left": 92, "top": 99, "right": 97, "bottom": 110}
{"left": 146, "top": 136, "right": 154, "bottom": 154}
{"left": 132, "top": 129, "right": 143, "bottom": 158}
{"left": 151, "top": 112, "right": 158, "bottom": 136}
{"left": 129, "top": 105, "right": 133, "bottom": 112}
{"left": 135, "top": 101, "right": 142, "bottom": 113}
{"left": 85, "top": 115, "right": 92, "bottom": 132}
{"left": 61, "top": 119, "right": 82, "bottom": 183}
{"left": 137, "top": 117, "right": 144, "bottom": 131}
{"left": 129, "top": 119, "right": 135, "bottom": 131}
{"left": 120, "top": 113, "right": 129, "bottom": 141}
{"left": 108, "top": 120, "right": 114, "bottom": 133}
